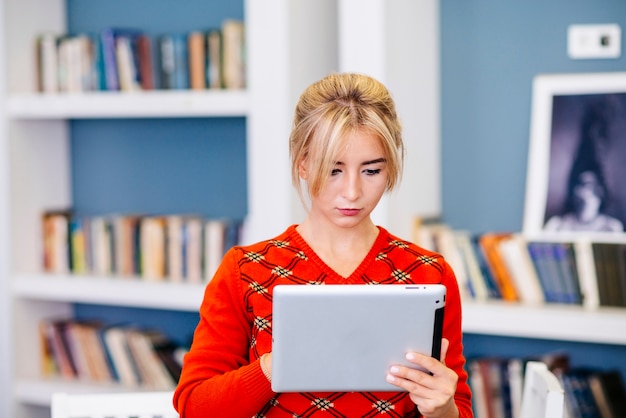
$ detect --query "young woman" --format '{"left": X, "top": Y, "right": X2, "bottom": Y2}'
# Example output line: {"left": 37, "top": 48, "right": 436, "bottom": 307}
{"left": 174, "top": 73, "right": 473, "bottom": 417}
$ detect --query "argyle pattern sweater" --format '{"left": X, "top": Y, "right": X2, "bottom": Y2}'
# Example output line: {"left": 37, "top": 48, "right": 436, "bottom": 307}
{"left": 174, "top": 225, "right": 473, "bottom": 417}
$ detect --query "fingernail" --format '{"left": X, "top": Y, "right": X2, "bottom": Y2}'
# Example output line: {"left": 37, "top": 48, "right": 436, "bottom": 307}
{"left": 406, "top": 353, "right": 415, "bottom": 361}
{"left": 386, "top": 373, "right": 395, "bottom": 382}
{"left": 389, "top": 366, "right": 400, "bottom": 374}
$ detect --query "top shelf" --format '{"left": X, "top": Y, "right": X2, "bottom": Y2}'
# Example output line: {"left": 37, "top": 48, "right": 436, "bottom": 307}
{"left": 6, "top": 90, "right": 249, "bottom": 119}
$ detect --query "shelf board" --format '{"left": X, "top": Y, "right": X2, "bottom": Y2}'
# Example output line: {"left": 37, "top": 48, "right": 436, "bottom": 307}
{"left": 462, "top": 300, "right": 626, "bottom": 345}
{"left": 13, "top": 276, "right": 626, "bottom": 345}
{"left": 11, "top": 274, "right": 205, "bottom": 312}
{"left": 6, "top": 90, "right": 249, "bottom": 119}
{"left": 15, "top": 378, "right": 165, "bottom": 407}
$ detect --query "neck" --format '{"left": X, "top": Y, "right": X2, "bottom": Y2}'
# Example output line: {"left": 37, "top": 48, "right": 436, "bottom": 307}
{"left": 297, "top": 217, "right": 378, "bottom": 252}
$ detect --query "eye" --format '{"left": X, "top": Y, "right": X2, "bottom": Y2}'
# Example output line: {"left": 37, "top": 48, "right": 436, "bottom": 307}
{"left": 331, "top": 168, "right": 342, "bottom": 176}
{"left": 364, "top": 168, "right": 381, "bottom": 176}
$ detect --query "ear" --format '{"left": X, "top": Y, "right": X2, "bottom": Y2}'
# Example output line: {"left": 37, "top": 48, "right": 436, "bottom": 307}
{"left": 298, "top": 158, "right": 308, "bottom": 180}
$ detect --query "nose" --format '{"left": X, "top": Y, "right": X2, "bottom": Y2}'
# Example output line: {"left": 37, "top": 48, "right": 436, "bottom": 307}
{"left": 341, "top": 172, "right": 361, "bottom": 201}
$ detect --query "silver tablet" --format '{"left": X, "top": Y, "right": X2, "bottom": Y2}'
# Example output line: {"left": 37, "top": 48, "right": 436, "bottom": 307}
{"left": 271, "top": 284, "right": 446, "bottom": 392}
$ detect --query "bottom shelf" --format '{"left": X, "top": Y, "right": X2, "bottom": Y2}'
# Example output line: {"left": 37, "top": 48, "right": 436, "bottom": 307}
{"left": 15, "top": 378, "right": 164, "bottom": 407}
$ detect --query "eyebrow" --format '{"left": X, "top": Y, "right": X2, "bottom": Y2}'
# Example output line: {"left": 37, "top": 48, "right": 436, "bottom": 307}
{"left": 334, "top": 158, "right": 387, "bottom": 166}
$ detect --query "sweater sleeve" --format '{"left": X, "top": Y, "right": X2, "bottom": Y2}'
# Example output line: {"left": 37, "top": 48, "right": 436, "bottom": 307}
{"left": 439, "top": 260, "right": 474, "bottom": 418}
{"left": 173, "top": 248, "right": 275, "bottom": 417}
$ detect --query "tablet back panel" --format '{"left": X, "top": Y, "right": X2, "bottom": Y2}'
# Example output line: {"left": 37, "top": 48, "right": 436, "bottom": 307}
{"left": 271, "top": 284, "right": 446, "bottom": 392}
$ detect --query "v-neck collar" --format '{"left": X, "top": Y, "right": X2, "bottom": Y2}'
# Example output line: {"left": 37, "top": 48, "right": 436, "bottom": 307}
{"left": 287, "top": 224, "right": 388, "bottom": 282}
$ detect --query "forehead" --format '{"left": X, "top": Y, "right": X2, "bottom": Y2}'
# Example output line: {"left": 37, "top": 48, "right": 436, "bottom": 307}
{"left": 334, "top": 129, "right": 385, "bottom": 162}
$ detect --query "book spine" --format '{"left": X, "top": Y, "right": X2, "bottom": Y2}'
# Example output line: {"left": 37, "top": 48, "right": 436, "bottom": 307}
{"left": 100, "top": 28, "right": 119, "bottom": 90}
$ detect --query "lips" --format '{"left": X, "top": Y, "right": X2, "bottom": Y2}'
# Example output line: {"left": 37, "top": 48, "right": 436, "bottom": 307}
{"left": 338, "top": 208, "right": 361, "bottom": 216}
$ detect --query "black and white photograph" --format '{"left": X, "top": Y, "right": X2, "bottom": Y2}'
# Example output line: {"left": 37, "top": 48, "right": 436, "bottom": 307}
{"left": 523, "top": 72, "right": 626, "bottom": 237}
{"left": 543, "top": 92, "right": 626, "bottom": 233}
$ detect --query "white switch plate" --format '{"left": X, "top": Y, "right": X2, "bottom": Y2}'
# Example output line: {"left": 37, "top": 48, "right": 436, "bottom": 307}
{"left": 567, "top": 24, "right": 621, "bottom": 59}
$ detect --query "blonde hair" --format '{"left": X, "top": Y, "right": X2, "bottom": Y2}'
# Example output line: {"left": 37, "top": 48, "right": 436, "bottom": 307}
{"left": 289, "top": 73, "right": 404, "bottom": 202}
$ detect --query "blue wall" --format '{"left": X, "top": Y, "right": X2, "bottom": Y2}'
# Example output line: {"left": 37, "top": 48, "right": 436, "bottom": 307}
{"left": 441, "top": 0, "right": 626, "bottom": 379}
{"left": 70, "top": 118, "right": 247, "bottom": 219}
{"left": 441, "top": 0, "right": 626, "bottom": 234}
{"left": 67, "top": 0, "right": 243, "bottom": 35}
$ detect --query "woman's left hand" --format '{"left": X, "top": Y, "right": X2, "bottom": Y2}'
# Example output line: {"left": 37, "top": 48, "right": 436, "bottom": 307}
{"left": 385, "top": 338, "right": 459, "bottom": 418}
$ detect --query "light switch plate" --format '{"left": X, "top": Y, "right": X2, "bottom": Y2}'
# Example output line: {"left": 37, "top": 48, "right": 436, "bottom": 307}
{"left": 567, "top": 24, "right": 621, "bottom": 59}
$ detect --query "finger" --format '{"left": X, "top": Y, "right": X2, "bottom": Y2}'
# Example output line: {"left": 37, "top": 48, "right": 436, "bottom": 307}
{"left": 440, "top": 338, "right": 450, "bottom": 364}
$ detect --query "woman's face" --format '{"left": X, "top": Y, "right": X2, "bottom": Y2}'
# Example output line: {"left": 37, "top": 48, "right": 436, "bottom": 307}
{"left": 303, "top": 128, "right": 388, "bottom": 229}
{"left": 573, "top": 170, "right": 603, "bottom": 220}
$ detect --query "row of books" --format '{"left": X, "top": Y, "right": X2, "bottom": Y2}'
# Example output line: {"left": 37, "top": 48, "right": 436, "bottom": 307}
{"left": 413, "top": 220, "right": 626, "bottom": 309}
{"left": 35, "top": 19, "right": 245, "bottom": 93}
{"left": 39, "top": 317, "right": 188, "bottom": 389}
{"left": 468, "top": 352, "right": 626, "bottom": 418}
{"left": 42, "top": 210, "right": 242, "bottom": 283}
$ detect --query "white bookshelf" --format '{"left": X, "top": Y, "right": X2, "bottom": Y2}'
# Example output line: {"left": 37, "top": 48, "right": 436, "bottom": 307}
{"left": 3, "top": 1, "right": 623, "bottom": 417}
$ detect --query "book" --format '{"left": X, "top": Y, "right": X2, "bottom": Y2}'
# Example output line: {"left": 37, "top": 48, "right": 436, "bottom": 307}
{"left": 589, "top": 370, "right": 626, "bottom": 418}
{"left": 74, "top": 34, "right": 97, "bottom": 91}
{"left": 561, "top": 368, "right": 603, "bottom": 418}
{"left": 454, "top": 230, "right": 489, "bottom": 301}
{"left": 152, "top": 339, "right": 184, "bottom": 383}
{"left": 498, "top": 234, "right": 545, "bottom": 305}
{"left": 38, "top": 320, "right": 60, "bottom": 377}
{"left": 507, "top": 358, "right": 524, "bottom": 418}
{"left": 468, "top": 359, "right": 490, "bottom": 418}
{"left": 111, "top": 214, "right": 142, "bottom": 277}
{"left": 102, "top": 326, "right": 141, "bottom": 387}
{"left": 182, "top": 216, "right": 203, "bottom": 283}
{"left": 573, "top": 239, "right": 600, "bottom": 310}
{"left": 592, "top": 243, "right": 625, "bottom": 307}
{"left": 36, "top": 32, "right": 59, "bottom": 93}
{"left": 188, "top": 31, "right": 206, "bottom": 90}
{"left": 616, "top": 244, "right": 626, "bottom": 308}
{"left": 63, "top": 321, "right": 95, "bottom": 380}
{"left": 471, "top": 235, "right": 502, "bottom": 299}
{"left": 527, "top": 241, "right": 560, "bottom": 303}
{"left": 158, "top": 35, "right": 175, "bottom": 89}
{"left": 206, "top": 29, "right": 222, "bottom": 88}
{"left": 115, "top": 34, "right": 141, "bottom": 91}
{"left": 100, "top": 28, "right": 142, "bottom": 91}
{"left": 48, "top": 319, "right": 79, "bottom": 379}
{"left": 77, "top": 321, "right": 114, "bottom": 382}
{"left": 552, "top": 241, "right": 583, "bottom": 304}
{"left": 411, "top": 219, "right": 444, "bottom": 251}
{"left": 69, "top": 217, "right": 89, "bottom": 275}
{"left": 166, "top": 215, "right": 184, "bottom": 282}
{"left": 479, "top": 232, "right": 520, "bottom": 301}
{"left": 135, "top": 34, "right": 155, "bottom": 90}
{"left": 429, "top": 225, "right": 471, "bottom": 300}
{"left": 42, "top": 209, "right": 72, "bottom": 274}
{"left": 139, "top": 216, "right": 167, "bottom": 280}
{"left": 172, "top": 33, "right": 189, "bottom": 89}
{"left": 90, "top": 216, "right": 114, "bottom": 276}
{"left": 221, "top": 19, "right": 245, "bottom": 89}
{"left": 204, "top": 219, "right": 227, "bottom": 281}
{"left": 483, "top": 358, "right": 508, "bottom": 418}
{"left": 124, "top": 329, "right": 176, "bottom": 389}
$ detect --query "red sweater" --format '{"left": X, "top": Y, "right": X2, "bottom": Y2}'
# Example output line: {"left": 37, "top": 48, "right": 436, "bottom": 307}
{"left": 174, "top": 225, "right": 473, "bottom": 417}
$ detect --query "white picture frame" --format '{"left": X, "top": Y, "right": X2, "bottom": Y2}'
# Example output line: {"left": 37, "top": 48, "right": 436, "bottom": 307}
{"left": 523, "top": 72, "right": 626, "bottom": 239}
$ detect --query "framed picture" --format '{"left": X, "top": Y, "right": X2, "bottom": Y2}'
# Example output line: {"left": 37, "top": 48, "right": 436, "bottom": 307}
{"left": 523, "top": 72, "right": 626, "bottom": 237}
